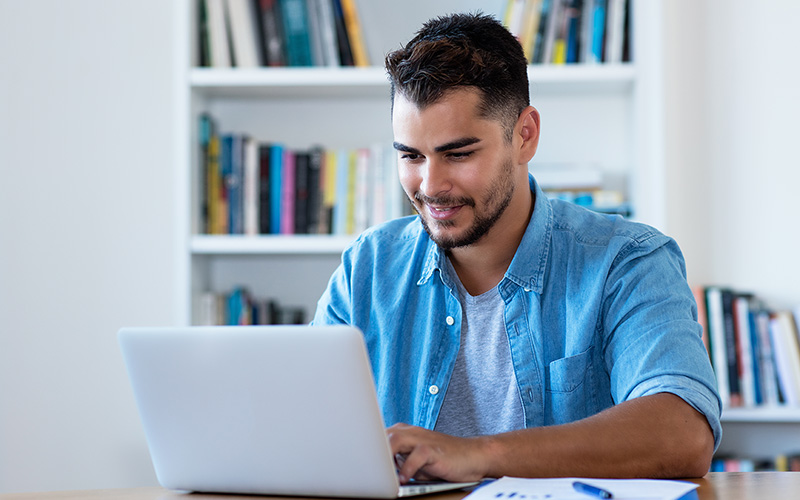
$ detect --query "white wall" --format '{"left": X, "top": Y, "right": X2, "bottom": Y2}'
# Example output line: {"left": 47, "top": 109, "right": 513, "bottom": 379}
{"left": 663, "top": 0, "right": 800, "bottom": 308}
{"left": 0, "top": 0, "right": 174, "bottom": 493}
{"left": 1, "top": 0, "right": 799, "bottom": 494}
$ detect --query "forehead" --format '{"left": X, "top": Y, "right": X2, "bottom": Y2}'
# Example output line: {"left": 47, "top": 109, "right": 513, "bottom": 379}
{"left": 391, "top": 88, "right": 503, "bottom": 147}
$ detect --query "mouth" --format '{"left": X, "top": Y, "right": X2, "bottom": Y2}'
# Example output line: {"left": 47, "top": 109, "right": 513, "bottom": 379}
{"left": 426, "top": 204, "right": 463, "bottom": 220}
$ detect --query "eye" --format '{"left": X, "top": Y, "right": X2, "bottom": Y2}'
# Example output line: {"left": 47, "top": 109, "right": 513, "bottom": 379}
{"left": 400, "top": 153, "right": 422, "bottom": 162}
{"left": 447, "top": 151, "right": 473, "bottom": 160}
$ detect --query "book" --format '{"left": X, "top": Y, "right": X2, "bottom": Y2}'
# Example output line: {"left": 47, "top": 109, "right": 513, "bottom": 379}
{"left": 243, "top": 136, "right": 259, "bottom": 235}
{"left": 280, "top": 148, "right": 296, "bottom": 234}
{"left": 293, "top": 150, "right": 310, "bottom": 234}
{"left": 604, "top": 0, "right": 626, "bottom": 63}
{"left": 314, "top": 0, "right": 341, "bottom": 66}
{"left": 721, "top": 289, "right": 743, "bottom": 406}
{"left": 198, "top": 0, "right": 213, "bottom": 66}
{"left": 205, "top": 0, "right": 233, "bottom": 67}
{"left": 269, "top": 144, "right": 284, "bottom": 234}
{"left": 769, "top": 310, "right": 800, "bottom": 405}
{"left": 279, "top": 0, "right": 313, "bottom": 66}
{"left": 305, "top": 146, "right": 324, "bottom": 233}
{"left": 339, "top": 0, "right": 368, "bottom": 67}
{"left": 532, "top": 0, "right": 553, "bottom": 64}
{"left": 588, "top": 0, "right": 607, "bottom": 63}
{"left": 256, "top": 0, "right": 287, "bottom": 66}
{"left": 304, "top": 0, "right": 325, "bottom": 66}
{"left": 733, "top": 294, "right": 757, "bottom": 407}
{"left": 705, "top": 287, "right": 731, "bottom": 407}
{"left": 753, "top": 304, "right": 781, "bottom": 405}
{"left": 330, "top": 0, "right": 354, "bottom": 66}
{"left": 226, "top": 0, "right": 262, "bottom": 67}
{"left": 258, "top": 144, "right": 272, "bottom": 234}
{"left": 564, "top": 0, "right": 584, "bottom": 64}
{"left": 198, "top": 114, "right": 215, "bottom": 233}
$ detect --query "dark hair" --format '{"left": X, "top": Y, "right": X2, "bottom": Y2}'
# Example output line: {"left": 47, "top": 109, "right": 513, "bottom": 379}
{"left": 385, "top": 12, "right": 529, "bottom": 141}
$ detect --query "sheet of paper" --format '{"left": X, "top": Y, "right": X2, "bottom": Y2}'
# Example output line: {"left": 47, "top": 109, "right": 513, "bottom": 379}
{"left": 465, "top": 476, "right": 698, "bottom": 500}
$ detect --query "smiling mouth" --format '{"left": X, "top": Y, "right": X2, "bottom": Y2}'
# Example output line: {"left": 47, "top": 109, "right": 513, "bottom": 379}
{"left": 427, "top": 204, "right": 463, "bottom": 220}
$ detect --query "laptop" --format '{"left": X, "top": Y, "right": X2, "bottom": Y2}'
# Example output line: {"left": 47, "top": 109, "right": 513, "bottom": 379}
{"left": 118, "top": 325, "right": 479, "bottom": 498}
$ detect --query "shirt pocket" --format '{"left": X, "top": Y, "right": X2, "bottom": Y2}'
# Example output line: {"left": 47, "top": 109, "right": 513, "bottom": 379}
{"left": 545, "top": 347, "right": 594, "bottom": 424}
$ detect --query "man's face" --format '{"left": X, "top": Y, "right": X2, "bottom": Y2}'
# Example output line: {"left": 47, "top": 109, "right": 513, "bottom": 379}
{"left": 392, "top": 88, "right": 520, "bottom": 250}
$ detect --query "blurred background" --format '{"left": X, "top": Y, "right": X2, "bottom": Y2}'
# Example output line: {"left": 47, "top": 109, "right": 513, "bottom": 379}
{"left": 1, "top": 0, "right": 799, "bottom": 493}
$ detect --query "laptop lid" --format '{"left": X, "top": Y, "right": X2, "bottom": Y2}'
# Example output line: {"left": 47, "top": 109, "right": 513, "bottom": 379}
{"left": 119, "top": 325, "right": 475, "bottom": 498}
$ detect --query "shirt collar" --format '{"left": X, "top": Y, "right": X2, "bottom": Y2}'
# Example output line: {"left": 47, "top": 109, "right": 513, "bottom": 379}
{"left": 416, "top": 174, "right": 552, "bottom": 294}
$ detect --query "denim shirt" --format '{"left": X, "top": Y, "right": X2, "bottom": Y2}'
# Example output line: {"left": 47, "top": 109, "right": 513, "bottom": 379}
{"left": 312, "top": 175, "right": 722, "bottom": 449}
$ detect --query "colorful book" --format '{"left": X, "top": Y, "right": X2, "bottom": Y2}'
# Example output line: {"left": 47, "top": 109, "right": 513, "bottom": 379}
{"left": 279, "top": 0, "right": 313, "bottom": 66}
{"left": 330, "top": 0, "right": 354, "bottom": 66}
{"left": 280, "top": 148, "right": 296, "bottom": 234}
{"left": 269, "top": 144, "right": 284, "bottom": 234}
{"left": 339, "top": 0, "right": 368, "bottom": 66}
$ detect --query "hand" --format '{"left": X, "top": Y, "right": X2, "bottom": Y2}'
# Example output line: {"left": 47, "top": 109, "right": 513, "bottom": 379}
{"left": 386, "top": 423, "right": 491, "bottom": 484}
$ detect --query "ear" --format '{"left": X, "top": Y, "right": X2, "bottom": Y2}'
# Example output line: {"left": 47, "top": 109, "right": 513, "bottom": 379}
{"left": 515, "top": 106, "right": 541, "bottom": 165}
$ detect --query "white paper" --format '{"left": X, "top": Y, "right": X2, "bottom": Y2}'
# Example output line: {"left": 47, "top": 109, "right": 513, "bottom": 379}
{"left": 465, "top": 476, "right": 698, "bottom": 500}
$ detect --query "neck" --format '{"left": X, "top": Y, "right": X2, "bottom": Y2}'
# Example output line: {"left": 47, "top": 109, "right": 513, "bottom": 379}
{"left": 448, "top": 187, "right": 534, "bottom": 296}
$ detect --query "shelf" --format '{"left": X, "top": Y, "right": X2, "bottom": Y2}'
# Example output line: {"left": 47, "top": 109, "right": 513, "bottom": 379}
{"left": 190, "top": 234, "right": 356, "bottom": 255}
{"left": 721, "top": 407, "right": 800, "bottom": 423}
{"left": 189, "top": 64, "right": 636, "bottom": 99}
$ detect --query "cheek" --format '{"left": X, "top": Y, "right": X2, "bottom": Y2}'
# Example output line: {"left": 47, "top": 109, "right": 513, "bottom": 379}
{"left": 397, "top": 165, "right": 419, "bottom": 194}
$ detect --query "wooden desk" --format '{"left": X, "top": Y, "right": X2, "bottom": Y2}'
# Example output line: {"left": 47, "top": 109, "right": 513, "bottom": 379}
{"left": 1, "top": 473, "right": 798, "bottom": 500}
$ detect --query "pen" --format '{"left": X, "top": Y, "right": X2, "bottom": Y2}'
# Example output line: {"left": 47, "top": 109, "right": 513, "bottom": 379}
{"left": 572, "top": 481, "right": 613, "bottom": 499}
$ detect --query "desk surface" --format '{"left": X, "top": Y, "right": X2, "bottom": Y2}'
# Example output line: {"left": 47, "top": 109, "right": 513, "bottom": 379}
{"left": 2, "top": 472, "right": 799, "bottom": 500}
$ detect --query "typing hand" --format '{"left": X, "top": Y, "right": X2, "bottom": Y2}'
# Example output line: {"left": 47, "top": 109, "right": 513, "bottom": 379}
{"left": 387, "top": 423, "right": 490, "bottom": 484}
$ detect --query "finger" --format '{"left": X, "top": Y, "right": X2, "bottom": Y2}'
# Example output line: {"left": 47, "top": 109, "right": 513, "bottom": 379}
{"left": 397, "top": 443, "right": 436, "bottom": 484}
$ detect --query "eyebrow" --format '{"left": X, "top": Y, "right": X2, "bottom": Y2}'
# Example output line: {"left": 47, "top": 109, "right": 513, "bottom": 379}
{"left": 393, "top": 137, "right": 481, "bottom": 154}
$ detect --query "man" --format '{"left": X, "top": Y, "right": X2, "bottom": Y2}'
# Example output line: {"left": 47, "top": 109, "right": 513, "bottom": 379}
{"left": 312, "top": 13, "right": 721, "bottom": 482}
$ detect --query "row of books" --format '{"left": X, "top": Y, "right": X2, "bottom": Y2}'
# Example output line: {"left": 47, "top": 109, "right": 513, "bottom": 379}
{"left": 711, "top": 454, "right": 800, "bottom": 472}
{"left": 198, "top": 287, "right": 307, "bottom": 326}
{"left": 198, "top": 0, "right": 368, "bottom": 68}
{"left": 694, "top": 286, "right": 800, "bottom": 408}
{"left": 503, "top": 0, "right": 631, "bottom": 64}
{"left": 198, "top": 114, "right": 408, "bottom": 236}
{"left": 545, "top": 189, "right": 631, "bottom": 217}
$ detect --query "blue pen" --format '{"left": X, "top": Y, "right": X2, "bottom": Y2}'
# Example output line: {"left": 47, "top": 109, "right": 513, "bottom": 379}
{"left": 572, "top": 481, "right": 613, "bottom": 499}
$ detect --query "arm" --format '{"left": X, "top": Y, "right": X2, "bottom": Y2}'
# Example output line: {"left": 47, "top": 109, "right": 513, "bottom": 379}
{"left": 389, "top": 392, "right": 714, "bottom": 483}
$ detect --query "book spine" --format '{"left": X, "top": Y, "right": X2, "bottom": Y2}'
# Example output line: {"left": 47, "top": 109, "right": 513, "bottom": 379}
{"left": 258, "top": 0, "right": 287, "bottom": 66}
{"left": 706, "top": 287, "right": 731, "bottom": 407}
{"left": 280, "top": 148, "right": 296, "bottom": 234}
{"left": 243, "top": 136, "right": 259, "bottom": 235}
{"left": 721, "top": 289, "right": 743, "bottom": 406}
{"left": 293, "top": 151, "right": 310, "bottom": 234}
{"left": 258, "top": 144, "right": 271, "bottom": 234}
{"left": 339, "top": 0, "right": 368, "bottom": 66}
{"left": 269, "top": 144, "right": 283, "bottom": 234}
{"left": 330, "top": 0, "right": 354, "bottom": 66}
{"left": 280, "top": 0, "right": 313, "bottom": 66}
{"left": 305, "top": 146, "right": 324, "bottom": 233}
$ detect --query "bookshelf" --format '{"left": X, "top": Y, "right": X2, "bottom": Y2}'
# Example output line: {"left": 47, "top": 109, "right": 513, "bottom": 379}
{"left": 174, "top": 0, "right": 800, "bottom": 467}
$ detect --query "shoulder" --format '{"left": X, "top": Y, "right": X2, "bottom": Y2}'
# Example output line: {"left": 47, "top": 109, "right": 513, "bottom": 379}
{"left": 549, "top": 199, "right": 671, "bottom": 256}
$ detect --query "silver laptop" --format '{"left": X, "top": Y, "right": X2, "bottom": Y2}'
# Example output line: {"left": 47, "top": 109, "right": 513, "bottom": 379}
{"left": 118, "top": 325, "right": 478, "bottom": 498}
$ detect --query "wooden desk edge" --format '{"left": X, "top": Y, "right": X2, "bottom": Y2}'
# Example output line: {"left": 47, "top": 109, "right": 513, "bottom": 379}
{"left": 2, "top": 472, "right": 798, "bottom": 500}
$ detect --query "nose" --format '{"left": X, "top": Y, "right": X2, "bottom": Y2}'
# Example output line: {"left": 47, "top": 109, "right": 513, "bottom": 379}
{"left": 419, "top": 158, "right": 452, "bottom": 198}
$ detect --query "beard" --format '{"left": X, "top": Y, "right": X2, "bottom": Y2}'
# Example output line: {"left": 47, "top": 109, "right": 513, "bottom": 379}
{"left": 411, "top": 159, "right": 516, "bottom": 250}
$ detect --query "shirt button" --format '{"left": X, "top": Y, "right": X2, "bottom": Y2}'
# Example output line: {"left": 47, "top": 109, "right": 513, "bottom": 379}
{"left": 429, "top": 385, "right": 440, "bottom": 395}
{"left": 445, "top": 316, "right": 455, "bottom": 326}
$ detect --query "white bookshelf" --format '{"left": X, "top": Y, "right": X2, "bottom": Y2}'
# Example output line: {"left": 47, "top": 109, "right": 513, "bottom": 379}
{"left": 174, "top": 0, "right": 800, "bottom": 465}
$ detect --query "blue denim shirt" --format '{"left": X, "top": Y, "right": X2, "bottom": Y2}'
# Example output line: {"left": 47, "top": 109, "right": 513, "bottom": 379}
{"left": 313, "top": 175, "right": 722, "bottom": 449}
